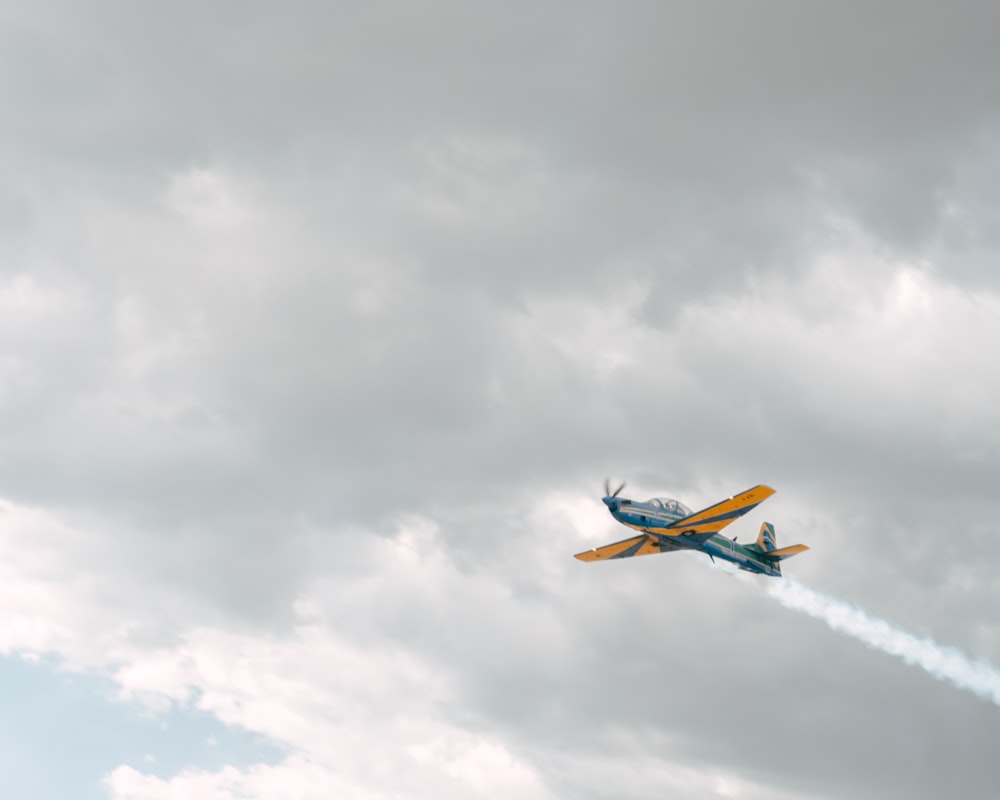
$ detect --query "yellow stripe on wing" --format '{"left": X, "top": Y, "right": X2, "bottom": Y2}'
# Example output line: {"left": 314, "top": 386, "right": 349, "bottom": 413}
{"left": 633, "top": 537, "right": 664, "bottom": 557}
{"left": 666, "top": 484, "right": 776, "bottom": 536}
{"left": 574, "top": 534, "right": 650, "bottom": 562}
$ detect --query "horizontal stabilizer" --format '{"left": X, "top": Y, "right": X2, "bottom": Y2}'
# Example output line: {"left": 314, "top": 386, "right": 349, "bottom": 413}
{"left": 766, "top": 544, "right": 809, "bottom": 561}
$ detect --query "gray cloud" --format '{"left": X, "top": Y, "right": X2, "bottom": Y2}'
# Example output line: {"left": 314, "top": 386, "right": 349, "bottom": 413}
{"left": 3, "top": 3, "right": 1000, "bottom": 798}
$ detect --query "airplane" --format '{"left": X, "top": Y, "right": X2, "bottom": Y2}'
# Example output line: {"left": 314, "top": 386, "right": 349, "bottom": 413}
{"left": 574, "top": 480, "right": 808, "bottom": 577}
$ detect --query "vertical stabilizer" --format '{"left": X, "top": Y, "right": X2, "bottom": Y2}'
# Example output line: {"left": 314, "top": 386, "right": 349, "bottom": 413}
{"left": 756, "top": 521, "right": 777, "bottom": 552}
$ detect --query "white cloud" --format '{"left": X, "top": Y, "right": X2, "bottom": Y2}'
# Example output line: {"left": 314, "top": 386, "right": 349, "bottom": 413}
{"left": 0, "top": 499, "right": 556, "bottom": 798}
{"left": 0, "top": 494, "right": 809, "bottom": 800}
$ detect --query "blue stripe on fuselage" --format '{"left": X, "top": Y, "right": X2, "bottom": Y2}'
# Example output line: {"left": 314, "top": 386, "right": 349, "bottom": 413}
{"left": 611, "top": 502, "right": 761, "bottom": 534}
{"left": 701, "top": 536, "right": 779, "bottom": 576}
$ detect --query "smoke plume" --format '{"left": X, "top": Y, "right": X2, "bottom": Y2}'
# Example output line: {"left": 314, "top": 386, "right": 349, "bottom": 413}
{"left": 767, "top": 578, "right": 1000, "bottom": 706}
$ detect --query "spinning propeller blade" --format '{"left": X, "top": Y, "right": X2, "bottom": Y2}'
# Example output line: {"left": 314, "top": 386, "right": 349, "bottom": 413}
{"left": 604, "top": 478, "right": 626, "bottom": 498}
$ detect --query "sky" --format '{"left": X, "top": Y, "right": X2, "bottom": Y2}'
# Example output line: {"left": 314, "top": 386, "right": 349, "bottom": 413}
{"left": 3, "top": 2, "right": 1000, "bottom": 797}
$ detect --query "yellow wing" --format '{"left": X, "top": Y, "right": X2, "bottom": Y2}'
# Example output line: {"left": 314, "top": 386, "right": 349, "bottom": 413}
{"left": 665, "top": 485, "right": 776, "bottom": 536}
{"left": 574, "top": 534, "right": 669, "bottom": 562}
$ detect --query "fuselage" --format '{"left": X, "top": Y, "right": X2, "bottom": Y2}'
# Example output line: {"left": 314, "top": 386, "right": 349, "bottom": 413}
{"left": 603, "top": 495, "right": 781, "bottom": 577}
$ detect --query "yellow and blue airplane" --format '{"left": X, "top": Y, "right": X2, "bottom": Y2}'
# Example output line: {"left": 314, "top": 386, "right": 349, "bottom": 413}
{"left": 575, "top": 481, "right": 808, "bottom": 577}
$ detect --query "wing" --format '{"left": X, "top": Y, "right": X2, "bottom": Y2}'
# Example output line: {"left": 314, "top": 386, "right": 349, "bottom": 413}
{"left": 574, "top": 534, "right": 683, "bottom": 562}
{"left": 665, "top": 485, "right": 775, "bottom": 537}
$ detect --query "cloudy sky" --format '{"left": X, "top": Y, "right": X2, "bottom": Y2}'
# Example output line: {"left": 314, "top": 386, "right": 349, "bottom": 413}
{"left": 3, "top": 2, "right": 1000, "bottom": 797}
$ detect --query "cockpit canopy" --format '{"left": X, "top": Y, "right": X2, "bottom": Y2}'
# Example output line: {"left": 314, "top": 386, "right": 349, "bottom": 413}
{"left": 645, "top": 498, "right": 693, "bottom": 517}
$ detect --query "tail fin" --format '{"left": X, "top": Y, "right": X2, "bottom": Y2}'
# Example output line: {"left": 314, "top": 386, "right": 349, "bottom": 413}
{"left": 755, "top": 522, "right": 809, "bottom": 576}
{"left": 756, "top": 522, "right": 777, "bottom": 552}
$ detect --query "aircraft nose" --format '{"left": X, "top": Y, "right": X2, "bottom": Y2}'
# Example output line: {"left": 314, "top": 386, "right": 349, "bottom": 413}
{"left": 602, "top": 496, "right": 618, "bottom": 511}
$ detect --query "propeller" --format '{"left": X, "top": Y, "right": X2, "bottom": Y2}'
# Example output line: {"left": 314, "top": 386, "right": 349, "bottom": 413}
{"left": 603, "top": 478, "right": 626, "bottom": 498}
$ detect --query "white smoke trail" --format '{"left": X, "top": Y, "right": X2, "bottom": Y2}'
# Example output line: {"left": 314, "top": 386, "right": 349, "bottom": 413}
{"left": 767, "top": 578, "right": 1000, "bottom": 706}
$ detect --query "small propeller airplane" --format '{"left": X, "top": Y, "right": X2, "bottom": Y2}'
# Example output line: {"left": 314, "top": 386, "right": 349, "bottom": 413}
{"left": 574, "top": 480, "right": 808, "bottom": 577}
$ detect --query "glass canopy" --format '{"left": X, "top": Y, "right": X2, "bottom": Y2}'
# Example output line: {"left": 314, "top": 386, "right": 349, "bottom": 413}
{"left": 645, "top": 498, "right": 693, "bottom": 516}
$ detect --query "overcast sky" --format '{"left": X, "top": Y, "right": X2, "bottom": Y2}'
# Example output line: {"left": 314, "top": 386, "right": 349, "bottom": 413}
{"left": 3, "top": 2, "right": 1000, "bottom": 798}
